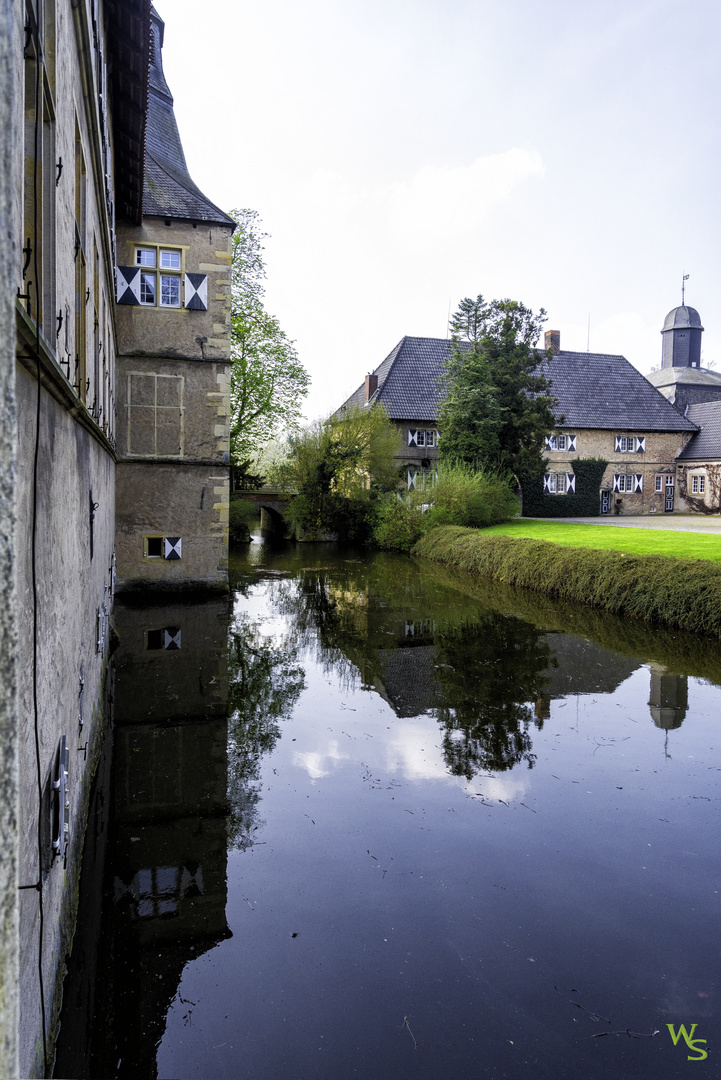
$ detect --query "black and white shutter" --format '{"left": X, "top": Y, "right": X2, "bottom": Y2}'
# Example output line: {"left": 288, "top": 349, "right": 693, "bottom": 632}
{"left": 635, "top": 437, "right": 646, "bottom": 452}
{"left": 163, "top": 627, "right": 181, "bottom": 650}
{"left": 164, "top": 536, "right": 182, "bottom": 560}
{"left": 567, "top": 435, "right": 577, "bottom": 451}
{"left": 614, "top": 436, "right": 622, "bottom": 452}
{"left": 544, "top": 435, "right": 553, "bottom": 451}
{"left": 184, "top": 273, "right": 208, "bottom": 310}
{"left": 543, "top": 474, "right": 552, "bottom": 492}
{"left": 612, "top": 474, "right": 621, "bottom": 492}
{"left": 566, "top": 473, "right": 576, "bottom": 493}
{"left": 116, "top": 266, "right": 141, "bottom": 305}
{"left": 408, "top": 430, "right": 418, "bottom": 446}
{"left": 634, "top": 474, "right": 643, "bottom": 492}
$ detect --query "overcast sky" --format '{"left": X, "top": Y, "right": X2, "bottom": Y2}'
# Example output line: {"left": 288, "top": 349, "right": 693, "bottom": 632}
{"left": 159, "top": 0, "right": 720, "bottom": 422}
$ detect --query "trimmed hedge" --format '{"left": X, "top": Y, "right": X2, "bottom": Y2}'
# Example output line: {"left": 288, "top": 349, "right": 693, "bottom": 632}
{"left": 520, "top": 458, "right": 608, "bottom": 518}
{"left": 412, "top": 526, "right": 721, "bottom": 637}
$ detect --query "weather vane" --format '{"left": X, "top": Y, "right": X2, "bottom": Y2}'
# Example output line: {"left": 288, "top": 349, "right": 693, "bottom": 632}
{"left": 682, "top": 273, "right": 689, "bottom": 305}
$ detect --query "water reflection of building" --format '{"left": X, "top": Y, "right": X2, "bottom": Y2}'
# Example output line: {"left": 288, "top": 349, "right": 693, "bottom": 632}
{"left": 648, "top": 664, "right": 688, "bottom": 730}
{"left": 55, "top": 598, "right": 231, "bottom": 1080}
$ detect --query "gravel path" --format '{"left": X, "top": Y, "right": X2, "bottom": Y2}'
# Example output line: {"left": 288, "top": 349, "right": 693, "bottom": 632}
{"left": 525, "top": 515, "right": 721, "bottom": 534}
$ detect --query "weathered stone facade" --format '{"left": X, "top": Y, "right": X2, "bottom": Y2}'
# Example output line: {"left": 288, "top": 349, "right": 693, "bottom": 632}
{"left": 3, "top": 0, "right": 233, "bottom": 1073}
{"left": 544, "top": 428, "right": 696, "bottom": 515}
{"left": 114, "top": 220, "right": 233, "bottom": 591}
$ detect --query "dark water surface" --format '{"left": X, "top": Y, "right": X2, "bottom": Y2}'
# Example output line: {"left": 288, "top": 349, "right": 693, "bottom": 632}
{"left": 55, "top": 539, "right": 720, "bottom": 1079}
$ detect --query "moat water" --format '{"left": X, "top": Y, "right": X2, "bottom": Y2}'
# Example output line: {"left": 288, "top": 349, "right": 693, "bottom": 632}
{"left": 55, "top": 537, "right": 720, "bottom": 1079}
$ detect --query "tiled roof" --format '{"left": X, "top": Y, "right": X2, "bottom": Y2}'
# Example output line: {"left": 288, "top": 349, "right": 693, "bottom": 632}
{"left": 341, "top": 336, "right": 697, "bottom": 432}
{"left": 142, "top": 9, "right": 234, "bottom": 227}
{"left": 541, "top": 350, "right": 697, "bottom": 432}
{"left": 340, "top": 337, "right": 459, "bottom": 421}
{"left": 678, "top": 402, "right": 721, "bottom": 460}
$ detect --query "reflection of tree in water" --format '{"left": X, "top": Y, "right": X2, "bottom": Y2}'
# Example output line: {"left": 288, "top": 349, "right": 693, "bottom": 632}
{"left": 433, "top": 614, "right": 554, "bottom": 777}
{"left": 227, "top": 611, "right": 305, "bottom": 849}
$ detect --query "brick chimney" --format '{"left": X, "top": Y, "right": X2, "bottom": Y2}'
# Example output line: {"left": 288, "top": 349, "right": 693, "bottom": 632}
{"left": 365, "top": 373, "right": 378, "bottom": 402}
{"left": 545, "top": 330, "right": 560, "bottom": 355}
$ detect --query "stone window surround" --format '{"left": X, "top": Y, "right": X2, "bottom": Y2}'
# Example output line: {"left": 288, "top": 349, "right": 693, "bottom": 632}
{"left": 133, "top": 244, "right": 186, "bottom": 308}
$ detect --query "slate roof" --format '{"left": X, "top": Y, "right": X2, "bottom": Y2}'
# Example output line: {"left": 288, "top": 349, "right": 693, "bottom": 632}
{"left": 540, "top": 350, "right": 697, "bottom": 432}
{"left": 341, "top": 336, "right": 697, "bottom": 433}
{"left": 142, "top": 8, "right": 234, "bottom": 227}
{"left": 646, "top": 365, "right": 721, "bottom": 391}
{"left": 340, "top": 337, "right": 459, "bottom": 422}
{"left": 678, "top": 402, "right": 721, "bottom": 460}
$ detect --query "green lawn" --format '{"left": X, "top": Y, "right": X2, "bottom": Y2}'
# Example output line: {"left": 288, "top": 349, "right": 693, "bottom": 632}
{"left": 484, "top": 519, "right": 721, "bottom": 563}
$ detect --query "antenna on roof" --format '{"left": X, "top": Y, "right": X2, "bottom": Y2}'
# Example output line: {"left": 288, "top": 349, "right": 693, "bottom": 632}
{"left": 587, "top": 313, "right": 590, "bottom": 353}
{"left": 446, "top": 297, "right": 451, "bottom": 339}
{"left": 682, "top": 273, "right": 689, "bottom": 305}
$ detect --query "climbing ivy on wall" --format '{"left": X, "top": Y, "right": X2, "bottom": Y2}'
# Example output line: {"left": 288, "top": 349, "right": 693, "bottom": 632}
{"left": 519, "top": 458, "right": 608, "bottom": 518}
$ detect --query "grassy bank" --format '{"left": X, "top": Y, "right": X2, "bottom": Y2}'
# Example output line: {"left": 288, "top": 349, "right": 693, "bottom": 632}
{"left": 412, "top": 526, "right": 721, "bottom": 637}
{"left": 484, "top": 519, "right": 721, "bottom": 562}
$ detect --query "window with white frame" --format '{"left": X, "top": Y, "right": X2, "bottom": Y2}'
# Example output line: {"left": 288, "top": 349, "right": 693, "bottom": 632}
{"left": 655, "top": 475, "right": 663, "bottom": 492}
{"left": 614, "top": 435, "right": 646, "bottom": 453}
{"left": 691, "top": 474, "right": 706, "bottom": 494}
{"left": 543, "top": 472, "right": 576, "bottom": 494}
{"left": 612, "top": 473, "right": 643, "bottom": 493}
{"left": 544, "top": 433, "right": 577, "bottom": 452}
{"left": 134, "top": 246, "right": 183, "bottom": 308}
{"left": 408, "top": 429, "right": 438, "bottom": 448}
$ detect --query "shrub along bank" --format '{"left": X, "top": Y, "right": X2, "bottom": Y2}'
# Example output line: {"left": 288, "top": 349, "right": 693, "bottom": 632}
{"left": 412, "top": 526, "right": 721, "bottom": 637}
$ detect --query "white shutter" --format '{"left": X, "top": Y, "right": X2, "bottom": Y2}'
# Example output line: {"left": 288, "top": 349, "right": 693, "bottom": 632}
{"left": 566, "top": 473, "right": 576, "bottom": 493}
{"left": 116, "top": 266, "right": 141, "bottom": 305}
{"left": 184, "top": 273, "right": 208, "bottom": 311}
{"left": 634, "top": 474, "right": 643, "bottom": 492}
{"left": 543, "top": 474, "right": 552, "bottom": 492}
{"left": 164, "top": 536, "right": 182, "bottom": 560}
{"left": 567, "top": 435, "right": 577, "bottom": 451}
{"left": 636, "top": 437, "right": 646, "bottom": 452}
{"left": 614, "top": 436, "right": 622, "bottom": 452}
{"left": 408, "top": 430, "right": 418, "bottom": 446}
{"left": 407, "top": 471, "right": 417, "bottom": 490}
{"left": 613, "top": 475, "right": 620, "bottom": 492}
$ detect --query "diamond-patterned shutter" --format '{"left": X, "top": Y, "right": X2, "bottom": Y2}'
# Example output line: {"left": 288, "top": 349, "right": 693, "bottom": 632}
{"left": 407, "top": 471, "right": 417, "bottom": 490}
{"left": 408, "top": 430, "right": 418, "bottom": 446}
{"left": 543, "top": 474, "right": 552, "bottom": 492}
{"left": 567, "top": 435, "right": 577, "bottom": 451}
{"left": 612, "top": 475, "right": 620, "bottom": 492}
{"left": 116, "top": 266, "right": 141, "bottom": 305}
{"left": 634, "top": 474, "right": 643, "bottom": 492}
{"left": 614, "top": 436, "right": 622, "bottom": 452}
{"left": 566, "top": 473, "right": 576, "bottom": 493}
{"left": 544, "top": 435, "right": 553, "bottom": 450}
{"left": 184, "top": 273, "right": 208, "bottom": 310}
{"left": 636, "top": 437, "right": 646, "bottom": 452}
{"left": 164, "top": 537, "right": 182, "bottom": 560}
{"left": 163, "top": 628, "right": 181, "bottom": 650}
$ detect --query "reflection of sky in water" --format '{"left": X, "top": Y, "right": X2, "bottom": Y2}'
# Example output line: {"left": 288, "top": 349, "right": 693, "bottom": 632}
{"left": 143, "top": 552, "right": 721, "bottom": 1080}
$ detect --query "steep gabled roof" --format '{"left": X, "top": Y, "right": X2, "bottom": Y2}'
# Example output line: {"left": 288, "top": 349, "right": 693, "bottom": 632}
{"left": 341, "top": 337, "right": 697, "bottom": 433}
{"left": 541, "top": 350, "right": 697, "bottom": 432}
{"left": 142, "top": 7, "right": 234, "bottom": 227}
{"left": 678, "top": 402, "right": 721, "bottom": 460}
{"left": 340, "top": 337, "right": 459, "bottom": 422}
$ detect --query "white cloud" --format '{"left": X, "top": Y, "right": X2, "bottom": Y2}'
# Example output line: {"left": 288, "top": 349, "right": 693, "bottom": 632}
{"left": 387, "top": 149, "right": 545, "bottom": 241}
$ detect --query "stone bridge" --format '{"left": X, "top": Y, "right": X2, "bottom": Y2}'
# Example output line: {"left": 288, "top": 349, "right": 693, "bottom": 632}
{"left": 232, "top": 488, "right": 294, "bottom": 535}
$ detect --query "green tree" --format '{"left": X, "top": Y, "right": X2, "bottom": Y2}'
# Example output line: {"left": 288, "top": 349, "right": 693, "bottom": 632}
{"left": 271, "top": 404, "right": 401, "bottom": 541}
{"left": 439, "top": 294, "right": 559, "bottom": 478}
{"left": 228, "top": 208, "right": 310, "bottom": 463}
